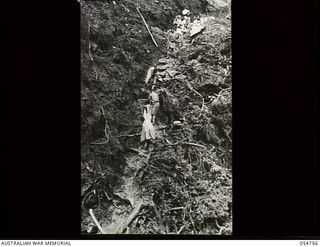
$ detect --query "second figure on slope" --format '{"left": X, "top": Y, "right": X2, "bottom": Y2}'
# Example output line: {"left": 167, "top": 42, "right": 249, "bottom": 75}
{"left": 140, "top": 104, "right": 155, "bottom": 151}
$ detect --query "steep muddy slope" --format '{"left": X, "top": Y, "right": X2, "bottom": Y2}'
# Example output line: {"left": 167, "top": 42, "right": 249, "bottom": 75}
{"left": 81, "top": 0, "right": 231, "bottom": 234}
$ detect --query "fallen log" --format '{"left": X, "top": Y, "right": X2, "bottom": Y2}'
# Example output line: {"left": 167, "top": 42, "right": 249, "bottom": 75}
{"left": 115, "top": 202, "right": 143, "bottom": 234}
{"left": 89, "top": 208, "right": 106, "bottom": 234}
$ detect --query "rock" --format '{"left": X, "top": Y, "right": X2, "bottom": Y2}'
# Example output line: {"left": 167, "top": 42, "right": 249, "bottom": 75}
{"left": 162, "top": 77, "right": 172, "bottom": 82}
{"left": 157, "top": 64, "right": 171, "bottom": 71}
{"left": 158, "top": 57, "right": 175, "bottom": 64}
{"left": 91, "top": 42, "right": 98, "bottom": 51}
{"left": 166, "top": 69, "right": 179, "bottom": 77}
{"left": 156, "top": 71, "right": 167, "bottom": 77}
{"left": 168, "top": 41, "right": 177, "bottom": 49}
{"left": 186, "top": 59, "right": 202, "bottom": 68}
{"left": 173, "top": 120, "right": 182, "bottom": 126}
{"left": 175, "top": 74, "right": 187, "bottom": 80}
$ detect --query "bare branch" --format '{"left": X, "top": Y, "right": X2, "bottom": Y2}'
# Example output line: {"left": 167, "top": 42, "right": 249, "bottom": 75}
{"left": 177, "top": 225, "right": 185, "bottom": 234}
{"left": 186, "top": 82, "right": 203, "bottom": 99}
{"left": 136, "top": 7, "right": 158, "bottom": 47}
{"left": 183, "top": 142, "right": 206, "bottom": 149}
{"left": 100, "top": 106, "right": 110, "bottom": 143}
{"left": 165, "top": 138, "right": 188, "bottom": 146}
{"left": 118, "top": 133, "right": 141, "bottom": 138}
{"left": 167, "top": 206, "right": 184, "bottom": 211}
{"left": 91, "top": 140, "right": 108, "bottom": 145}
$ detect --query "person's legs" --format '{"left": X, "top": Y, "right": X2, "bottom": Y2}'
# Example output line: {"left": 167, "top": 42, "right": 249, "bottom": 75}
{"left": 144, "top": 140, "right": 150, "bottom": 150}
{"left": 140, "top": 140, "right": 145, "bottom": 149}
{"left": 151, "top": 102, "right": 159, "bottom": 125}
{"left": 150, "top": 104, "right": 155, "bottom": 124}
{"left": 151, "top": 115, "right": 156, "bottom": 125}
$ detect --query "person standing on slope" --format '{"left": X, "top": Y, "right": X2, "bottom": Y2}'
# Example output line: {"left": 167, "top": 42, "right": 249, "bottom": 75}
{"left": 182, "top": 9, "right": 191, "bottom": 30}
{"left": 149, "top": 86, "right": 160, "bottom": 125}
{"left": 140, "top": 104, "right": 155, "bottom": 151}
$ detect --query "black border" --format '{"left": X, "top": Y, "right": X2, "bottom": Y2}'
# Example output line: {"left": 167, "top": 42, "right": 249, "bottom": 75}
{"left": 232, "top": 0, "right": 318, "bottom": 237}
{"left": 2, "top": 0, "right": 318, "bottom": 239}
{"left": 2, "top": 0, "right": 81, "bottom": 237}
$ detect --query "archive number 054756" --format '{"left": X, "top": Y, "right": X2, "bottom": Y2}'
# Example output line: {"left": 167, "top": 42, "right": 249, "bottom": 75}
{"left": 300, "top": 241, "right": 318, "bottom": 246}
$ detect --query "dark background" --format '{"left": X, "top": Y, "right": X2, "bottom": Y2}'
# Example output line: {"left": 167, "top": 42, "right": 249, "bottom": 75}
{"left": 1, "top": 0, "right": 318, "bottom": 239}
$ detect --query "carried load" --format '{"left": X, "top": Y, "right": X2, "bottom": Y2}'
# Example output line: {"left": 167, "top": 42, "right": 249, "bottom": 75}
{"left": 189, "top": 22, "right": 205, "bottom": 37}
{"left": 145, "top": 66, "right": 155, "bottom": 84}
{"left": 167, "top": 9, "right": 206, "bottom": 51}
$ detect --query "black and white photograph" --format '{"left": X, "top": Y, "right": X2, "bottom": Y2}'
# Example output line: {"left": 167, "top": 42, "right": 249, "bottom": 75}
{"left": 81, "top": 0, "right": 232, "bottom": 235}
